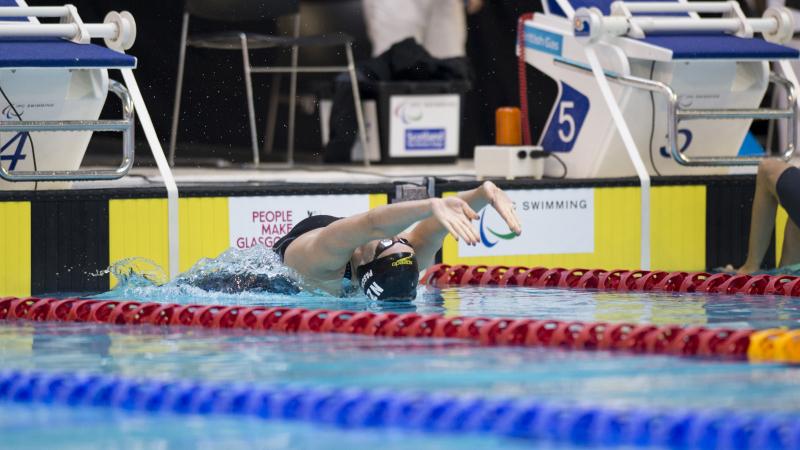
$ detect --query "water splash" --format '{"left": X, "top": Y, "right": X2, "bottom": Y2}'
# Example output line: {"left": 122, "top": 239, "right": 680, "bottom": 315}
{"left": 762, "top": 263, "right": 800, "bottom": 276}
{"left": 96, "top": 257, "right": 170, "bottom": 287}
{"left": 92, "top": 246, "right": 314, "bottom": 305}
{"left": 174, "top": 245, "right": 300, "bottom": 294}
{"left": 90, "top": 245, "right": 430, "bottom": 312}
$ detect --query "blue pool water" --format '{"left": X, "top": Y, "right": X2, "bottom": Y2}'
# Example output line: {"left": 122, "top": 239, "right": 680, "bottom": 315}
{"left": 1, "top": 403, "right": 559, "bottom": 450}
{"left": 2, "top": 322, "right": 800, "bottom": 412}
{"left": 2, "top": 321, "right": 800, "bottom": 448}
{"left": 4, "top": 248, "right": 800, "bottom": 449}
{"left": 88, "top": 250, "right": 800, "bottom": 330}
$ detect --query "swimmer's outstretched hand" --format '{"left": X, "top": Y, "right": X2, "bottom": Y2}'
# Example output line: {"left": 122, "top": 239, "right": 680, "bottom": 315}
{"left": 482, "top": 181, "right": 522, "bottom": 235}
{"left": 431, "top": 197, "right": 481, "bottom": 245}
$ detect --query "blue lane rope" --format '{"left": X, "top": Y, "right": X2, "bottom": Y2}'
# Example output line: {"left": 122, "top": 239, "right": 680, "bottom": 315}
{"left": 1, "top": 369, "right": 799, "bottom": 449}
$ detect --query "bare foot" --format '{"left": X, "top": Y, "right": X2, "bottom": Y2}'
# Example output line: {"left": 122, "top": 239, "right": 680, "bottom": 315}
{"left": 735, "top": 264, "right": 759, "bottom": 275}
{"left": 719, "top": 264, "right": 756, "bottom": 275}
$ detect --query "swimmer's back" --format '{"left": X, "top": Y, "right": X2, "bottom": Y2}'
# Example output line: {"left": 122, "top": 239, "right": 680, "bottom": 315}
{"left": 272, "top": 215, "right": 341, "bottom": 261}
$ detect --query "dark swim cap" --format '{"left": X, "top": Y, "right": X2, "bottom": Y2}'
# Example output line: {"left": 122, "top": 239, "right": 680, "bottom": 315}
{"left": 356, "top": 252, "right": 419, "bottom": 301}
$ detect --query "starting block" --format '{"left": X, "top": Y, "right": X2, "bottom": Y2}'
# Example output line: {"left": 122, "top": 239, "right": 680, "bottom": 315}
{"left": 0, "top": 1, "right": 179, "bottom": 277}
{"left": 0, "top": 1, "right": 157, "bottom": 191}
{"left": 523, "top": 0, "right": 800, "bottom": 177}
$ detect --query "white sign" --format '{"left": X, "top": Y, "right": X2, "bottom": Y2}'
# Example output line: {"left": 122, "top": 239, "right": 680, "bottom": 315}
{"left": 389, "top": 94, "right": 460, "bottom": 158}
{"left": 458, "top": 188, "right": 594, "bottom": 257}
{"left": 229, "top": 195, "right": 372, "bottom": 249}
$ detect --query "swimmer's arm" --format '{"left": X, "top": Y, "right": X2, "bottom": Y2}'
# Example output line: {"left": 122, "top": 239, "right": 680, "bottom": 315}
{"left": 287, "top": 199, "right": 439, "bottom": 275}
{"left": 407, "top": 181, "right": 521, "bottom": 269}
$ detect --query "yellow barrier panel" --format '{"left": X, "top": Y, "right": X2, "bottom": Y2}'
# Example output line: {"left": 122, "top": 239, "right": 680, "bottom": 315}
{"left": 179, "top": 197, "right": 229, "bottom": 272}
{"left": 0, "top": 201, "right": 31, "bottom": 296}
{"left": 650, "top": 185, "right": 706, "bottom": 271}
{"left": 776, "top": 206, "right": 788, "bottom": 266}
{"left": 369, "top": 193, "right": 389, "bottom": 209}
{"left": 109, "top": 198, "right": 169, "bottom": 288}
{"left": 441, "top": 186, "right": 705, "bottom": 271}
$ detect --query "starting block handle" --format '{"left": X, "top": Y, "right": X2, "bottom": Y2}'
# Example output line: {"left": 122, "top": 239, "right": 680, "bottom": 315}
{"left": 667, "top": 74, "right": 798, "bottom": 166}
{"left": 0, "top": 6, "right": 71, "bottom": 17}
{"left": 613, "top": 1, "right": 739, "bottom": 14}
{"left": 553, "top": 58, "right": 798, "bottom": 167}
{"left": 575, "top": 5, "right": 794, "bottom": 43}
{"left": 0, "top": 5, "right": 136, "bottom": 49}
{"left": 0, "top": 80, "right": 135, "bottom": 182}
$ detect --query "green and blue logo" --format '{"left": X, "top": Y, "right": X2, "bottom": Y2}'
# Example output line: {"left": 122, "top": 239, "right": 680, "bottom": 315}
{"left": 479, "top": 209, "right": 518, "bottom": 248}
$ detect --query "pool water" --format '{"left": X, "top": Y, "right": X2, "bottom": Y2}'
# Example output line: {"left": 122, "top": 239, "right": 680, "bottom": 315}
{"left": 1, "top": 403, "right": 560, "bottom": 450}
{"left": 3, "top": 249, "right": 800, "bottom": 449}
{"left": 85, "top": 254, "right": 800, "bottom": 329}
{"left": 2, "top": 322, "right": 800, "bottom": 412}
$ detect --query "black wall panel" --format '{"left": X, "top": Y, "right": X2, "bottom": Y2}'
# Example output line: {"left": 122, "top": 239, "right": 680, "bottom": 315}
{"left": 706, "top": 178, "right": 775, "bottom": 271}
{"left": 31, "top": 200, "right": 109, "bottom": 294}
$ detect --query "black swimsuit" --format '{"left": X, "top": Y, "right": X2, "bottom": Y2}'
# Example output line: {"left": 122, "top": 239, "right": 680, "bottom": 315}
{"left": 272, "top": 215, "right": 353, "bottom": 280}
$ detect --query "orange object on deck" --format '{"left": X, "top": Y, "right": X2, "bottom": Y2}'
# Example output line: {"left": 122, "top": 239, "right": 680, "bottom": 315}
{"left": 495, "top": 107, "right": 522, "bottom": 146}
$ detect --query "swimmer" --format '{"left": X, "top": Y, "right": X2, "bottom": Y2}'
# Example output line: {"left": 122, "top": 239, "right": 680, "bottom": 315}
{"left": 731, "top": 159, "right": 800, "bottom": 274}
{"left": 273, "top": 181, "right": 521, "bottom": 300}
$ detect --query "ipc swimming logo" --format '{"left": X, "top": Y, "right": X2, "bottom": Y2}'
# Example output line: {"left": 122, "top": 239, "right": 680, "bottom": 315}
{"left": 478, "top": 209, "right": 517, "bottom": 248}
{"left": 394, "top": 103, "right": 423, "bottom": 125}
{"left": 2, "top": 104, "right": 23, "bottom": 120}
{"left": 0, "top": 105, "right": 28, "bottom": 171}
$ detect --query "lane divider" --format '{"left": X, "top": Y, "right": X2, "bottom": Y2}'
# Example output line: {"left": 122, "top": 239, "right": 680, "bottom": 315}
{"left": 420, "top": 264, "right": 800, "bottom": 297}
{"left": 1, "top": 369, "right": 799, "bottom": 449}
{"left": 1, "top": 297, "right": 799, "bottom": 363}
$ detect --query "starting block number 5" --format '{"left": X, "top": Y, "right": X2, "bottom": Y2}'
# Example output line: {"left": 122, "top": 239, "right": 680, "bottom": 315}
{"left": 541, "top": 83, "right": 589, "bottom": 152}
{"left": 557, "top": 101, "right": 576, "bottom": 143}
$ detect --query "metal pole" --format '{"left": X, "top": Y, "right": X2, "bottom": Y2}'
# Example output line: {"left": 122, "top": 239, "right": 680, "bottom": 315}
{"left": 585, "top": 47, "right": 651, "bottom": 270}
{"left": 286, "top": 14, "right": 301, "bottom": 165}
{"left": 240, "top": 33, "right": 260, "bottom": 166}
{"left": 264, "top": 74, "right": 281, "bottom": 155}
{"left": 121, "top": 69, "right": 180, "bottom": 281}
{"left": 0, "top": 6, "right": 71, "bottom": 17}
{"left": 346, "top": 44, "right": 370, "bottom": 167}
{"left": 0, "top": 23, "right": 119, "bottom": 38}
{"left": 168, "top": 12, "right": 189, "bottom": 167}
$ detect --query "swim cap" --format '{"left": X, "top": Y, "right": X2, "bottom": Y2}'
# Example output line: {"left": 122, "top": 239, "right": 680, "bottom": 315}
{"left": 356, "top": 252, "right": 419, "bottom": 301}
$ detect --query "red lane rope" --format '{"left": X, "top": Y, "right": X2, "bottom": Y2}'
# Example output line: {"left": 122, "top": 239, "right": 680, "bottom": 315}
{"left": 0, "top": 296, "right": 756, "bottom": 360}
{"left": 421, "top": 264, "right": 800, "bottom": 297}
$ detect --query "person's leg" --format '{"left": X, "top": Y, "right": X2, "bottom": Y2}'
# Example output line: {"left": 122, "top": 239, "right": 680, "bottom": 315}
{"left": 779, "top": 218, "right": 800, "bottom": 267}
{"left": 362, "top": 0, "right": 426, "bottom": 57}
{"left": 423, "top": 0, "right": 467, "bottom": 58}
{"left": 739, "top": 159, "right": 794, "bottom": 273}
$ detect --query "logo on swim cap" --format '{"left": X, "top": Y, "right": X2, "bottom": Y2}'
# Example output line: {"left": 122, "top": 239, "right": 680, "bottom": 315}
{"left": 391, "top": 256, "right": 414, "bottom": 267}
{"left": 360, "top": 269, "right": 373, "bottom": 286}
{"left": 366, "top": 282, "right": 384, "bottom": 300}
{"left": 355, "top": 252, "right": 419, "bottom": 302}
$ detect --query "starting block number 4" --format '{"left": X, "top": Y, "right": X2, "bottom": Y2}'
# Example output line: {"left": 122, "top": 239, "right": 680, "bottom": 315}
{"left": 0, "top": 132, "right": 28, "bottom": 171}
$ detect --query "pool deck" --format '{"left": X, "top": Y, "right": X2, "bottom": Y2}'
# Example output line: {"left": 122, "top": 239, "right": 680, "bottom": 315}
{"left": 49, "top": 159, "right": 759, "bottom": 192}
{"left": 69, "top": 160, "right": 482, "bottom": 190}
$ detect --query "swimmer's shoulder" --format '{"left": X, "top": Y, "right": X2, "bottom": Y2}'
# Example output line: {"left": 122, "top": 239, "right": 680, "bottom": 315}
{"left": 283, "top": 228, "right": 347, "bottom": 280}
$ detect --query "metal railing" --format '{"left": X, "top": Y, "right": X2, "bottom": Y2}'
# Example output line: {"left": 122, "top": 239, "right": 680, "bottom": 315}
{"left": 554, "top": 58, "right": 798, "bottom": 166}
{"left": 0, "top": 80, "right": 135, "bottom": 182}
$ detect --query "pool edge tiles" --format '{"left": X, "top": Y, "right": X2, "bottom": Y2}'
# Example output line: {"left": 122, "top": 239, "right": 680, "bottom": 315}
{"left": 1, "top": 369, "right": 798, "bottom": 450}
